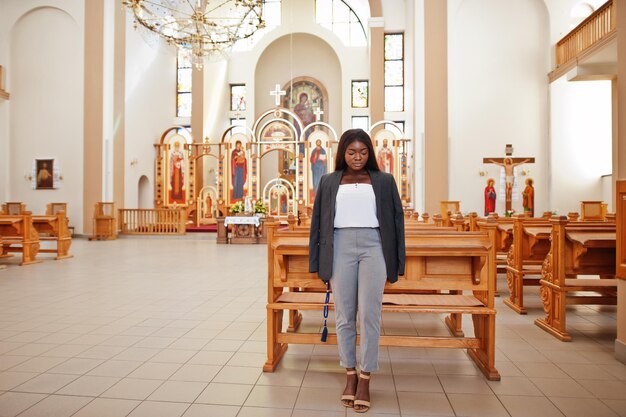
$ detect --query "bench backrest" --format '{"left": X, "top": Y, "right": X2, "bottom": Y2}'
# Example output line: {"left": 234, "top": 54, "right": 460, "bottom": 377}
{"left": 267, "top": 221, "right": 494, "bottom": 307}
{"left": 549, "top": 217, "right": 616, "bottom": 276}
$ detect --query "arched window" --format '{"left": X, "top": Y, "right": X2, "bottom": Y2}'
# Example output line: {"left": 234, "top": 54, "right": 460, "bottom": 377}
{"left": 233, "top": 0, "right": 282, "bottom": 51}
{"left": 176, "top": 50, "right": 192, "bottom": 118}
{"left": 569, "top": 2, "right": 595, "bottom": 29}
{"left": 315, "top": 0, "right": 368, "bottom": 47}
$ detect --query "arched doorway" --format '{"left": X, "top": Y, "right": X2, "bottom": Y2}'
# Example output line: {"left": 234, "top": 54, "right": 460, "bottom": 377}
{"left": 138, "top": 175, "right": 151, "bottom": 209}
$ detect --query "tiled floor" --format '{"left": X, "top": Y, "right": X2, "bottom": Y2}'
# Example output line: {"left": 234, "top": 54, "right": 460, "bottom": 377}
{"left": 0, "top": 237, "right": 624, "bottom": 417}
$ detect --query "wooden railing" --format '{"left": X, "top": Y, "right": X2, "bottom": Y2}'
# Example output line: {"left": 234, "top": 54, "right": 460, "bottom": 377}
{"left": 118, "top": 208, "right": 187, "bottom": 235}
{"left": 556, "top": 0, "right": 616, "bottom": 67}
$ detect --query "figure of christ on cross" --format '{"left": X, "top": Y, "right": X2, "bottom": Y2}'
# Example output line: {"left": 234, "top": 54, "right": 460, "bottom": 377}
{"left": 483, "top": 156, "right": 535, "bottom": 212}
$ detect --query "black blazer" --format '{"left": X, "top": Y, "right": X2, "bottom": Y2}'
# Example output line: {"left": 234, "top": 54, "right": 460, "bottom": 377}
{"left": 308, "top": 169, "right": 406, "bottom": 283}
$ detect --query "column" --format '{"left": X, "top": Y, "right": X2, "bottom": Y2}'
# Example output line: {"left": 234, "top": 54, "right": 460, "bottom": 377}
{"left": 616, "top": 0, "right": 626, "bottom": 364}
{"left": 83, "top": 1, "right": 105, "bottom": 234}
{"left": 423, "top": 0, "right": 448, "bottom": 214}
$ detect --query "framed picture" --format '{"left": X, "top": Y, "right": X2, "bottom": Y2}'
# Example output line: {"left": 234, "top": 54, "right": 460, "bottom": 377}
{"left": 35, "top": 159, "right": 54, "bottom": 190}
{"left": 282, "top": 77, "right": 327, "bottom": 133}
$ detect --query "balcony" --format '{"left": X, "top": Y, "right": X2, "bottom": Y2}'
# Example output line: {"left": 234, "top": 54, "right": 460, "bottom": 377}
{"left": 549, "top": 0, "right": 617, "bottom": 82}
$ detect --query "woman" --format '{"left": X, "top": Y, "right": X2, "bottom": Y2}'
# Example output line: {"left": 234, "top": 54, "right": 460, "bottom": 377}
{"left": 309, "top": 129, "right": 405, "bottom": 413}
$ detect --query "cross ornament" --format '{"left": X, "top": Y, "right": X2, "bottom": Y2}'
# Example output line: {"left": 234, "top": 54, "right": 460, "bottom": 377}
{"left": 314, "top": 107, "right": 324, "bottom": 121}
{"left": 269, "top": 84, "right": 286, "bottom": 107}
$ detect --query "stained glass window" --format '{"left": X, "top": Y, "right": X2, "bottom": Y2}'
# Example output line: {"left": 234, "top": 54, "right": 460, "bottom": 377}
{"left": 351, "top": 116, "right": 369, "bottom": 131}
{"left": 351, "top": 80, "right": 368, "bottom": 108}
{"left": 177, "top": 93, "right": 192, "bottom": 118}
{"left": 384, "top": 33, "right": 404, "bottom": 112}
{"left": 230, "top": 84, "right": 246, "bottom": 111}
{"left": 176, "top": 50, "right": 192, "bottom": 118}
{"left": 315, "top": 0, "right": 367, "bottom": 47}
{"left": 230, "top": 118, "right": 247, "bottom": 135}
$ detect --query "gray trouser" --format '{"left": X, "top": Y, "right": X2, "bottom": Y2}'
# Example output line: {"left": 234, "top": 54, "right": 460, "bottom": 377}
{"left": 332, "top": 227, "right": 387, "bottom": 372}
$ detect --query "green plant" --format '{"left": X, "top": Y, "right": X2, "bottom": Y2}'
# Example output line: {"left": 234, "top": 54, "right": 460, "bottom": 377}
{"left": 254, "top": 199, "right": 267, "bottom": 215}
{"left": 229, "top": 201, "right": 244, "bottom": 214}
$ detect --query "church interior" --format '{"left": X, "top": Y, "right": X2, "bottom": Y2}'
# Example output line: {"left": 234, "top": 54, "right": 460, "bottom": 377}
{"left": 1, "top": 0, "right": 626, "bottom": 416}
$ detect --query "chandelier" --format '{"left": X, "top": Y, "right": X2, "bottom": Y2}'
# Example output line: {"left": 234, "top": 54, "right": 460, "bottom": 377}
{"left": 123, "top": 0, "right": 265, "bottom": 64}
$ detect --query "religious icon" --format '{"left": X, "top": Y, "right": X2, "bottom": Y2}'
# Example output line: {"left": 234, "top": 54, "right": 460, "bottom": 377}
{"left": 377, "top": 138, "right": 394, "bottom": 174}
{"left": 522, "top": 178, "right": 534, "bottom": 217}
{"left": 484, "top": 178, "right": 496, "bottom": 216}
{"left": 231, "top": 140, "right": 247, "bottom": 201}
{"left": 204, "top": 193, "right": 213, "bottom": 219}
{"left": 169, "top": 141, "right": 186, "bottom": 205}
{"left": 293, "top": 92, "right": 316, "bottom": 127}
{"left": 283, "top": 78, "right": 325, "bottom": 140}
{"left": 36, "top": 159, "right": 54, "bottom": 190}
{"left": 310, "top": 139, "right": 327, "bottom": 195}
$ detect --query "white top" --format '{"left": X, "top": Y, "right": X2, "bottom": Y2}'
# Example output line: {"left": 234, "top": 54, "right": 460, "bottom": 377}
{"left": 334, "top": 183, "right": 379, "bottom": 228}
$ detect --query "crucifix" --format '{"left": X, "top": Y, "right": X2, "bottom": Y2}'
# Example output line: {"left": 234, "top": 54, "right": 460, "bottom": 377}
{"left": 483, "top": 144, "right": 534, "bottom": 212}
{"left": 269, "top": 84, "right": 286, "bottom": 107}
{"left": 314, "top": 107, "right": 324, "bottom": 122}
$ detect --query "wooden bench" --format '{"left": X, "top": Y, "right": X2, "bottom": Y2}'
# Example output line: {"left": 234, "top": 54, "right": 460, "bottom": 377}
{"left": 32, "top": 211, "right": 73, "bottom": 260}
{"left": 535, "top": 217, "right": 617, "bottom": 341}
{"left": 0, "top": 213, "right": 41, "bottom": 265}
{"left": 504, "top": 216, "right": 553, "bottom": 314}
{"left": 265, "top": 222, "right": 500, "bottom": 380}
{"left": 0, "top": 237, "right": 5, "bottom": 270}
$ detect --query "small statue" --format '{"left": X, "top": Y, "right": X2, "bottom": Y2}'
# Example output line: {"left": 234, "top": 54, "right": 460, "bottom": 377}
{"left": 244, "top": 195, "right": 253, "bottom": 214}
{"left": 522, "top": 178, "right": 534, "bottom": 217}
{"left": 484, "top": 178, "right": 496, "bottom": 216}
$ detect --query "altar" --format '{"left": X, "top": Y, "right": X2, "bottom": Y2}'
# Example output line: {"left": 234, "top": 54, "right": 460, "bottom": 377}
{"left": 216, "top": 215, "right": 267, "bottom": 244}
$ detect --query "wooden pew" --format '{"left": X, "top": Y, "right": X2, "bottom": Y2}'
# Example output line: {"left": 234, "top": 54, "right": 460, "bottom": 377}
{"left": 535, "top": 217, "right": 617, "bottom": 341}
{"left": 0, "top": 213, "right": 41, "bottom": 265}
{"left": 504, "top": 216, "right": 553, "bottom": 314}
{"left": 265, "top": 222, "right": 500, "bottom": 380}
{"left": 0, "top": 237, "right": 5, "bottom": 270}
{"left": 32, "top": 211, "right": 73, "bottom": 260}
{"left": 1, "top": 202, "right": 26, "bottom": 215}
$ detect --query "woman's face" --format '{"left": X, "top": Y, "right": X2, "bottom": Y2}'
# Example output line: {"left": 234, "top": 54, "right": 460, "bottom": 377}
{"left": 344, "top": 140, "right": 369, "bottom": 172}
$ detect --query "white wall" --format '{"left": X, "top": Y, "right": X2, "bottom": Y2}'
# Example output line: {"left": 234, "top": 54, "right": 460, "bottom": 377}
{"left": 448, "top": 0, "right": 550, "bottom": 216}
{"left": 254, "top": 33, "right": 342, "bottom": 128}
{"left": 124, "top": 17, "right": 177, "bottom": 208}
{"left": 7, "top": 4, "right": 84, "bottom": 229}
{"left": 550, "top": 79, "right": 612, "bottom": 214}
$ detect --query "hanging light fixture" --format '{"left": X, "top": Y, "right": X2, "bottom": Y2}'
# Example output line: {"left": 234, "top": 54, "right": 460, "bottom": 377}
{"left": 123, "top": 0, "right": 265, "bottom": 66}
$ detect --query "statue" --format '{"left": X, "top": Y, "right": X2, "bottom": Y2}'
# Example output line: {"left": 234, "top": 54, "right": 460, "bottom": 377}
{"left": 204, "top": 194, "right": 213, "bottom": 218}
{"left": 483, "top": 154, "right": 534, "bottom": 212}
{"left": 522, "top": 178, "right": 534, "bottom": 217}
{"left": 484, "top": 178, "right": 496, "bottom": 216}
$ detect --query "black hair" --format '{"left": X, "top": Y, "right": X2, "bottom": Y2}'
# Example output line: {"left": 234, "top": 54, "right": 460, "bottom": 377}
{"left": 334, "top": 128, "right": 380, "bottom": 171}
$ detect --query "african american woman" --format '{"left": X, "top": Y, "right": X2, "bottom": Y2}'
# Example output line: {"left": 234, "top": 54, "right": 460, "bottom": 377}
{"left": 309, "top": 128, "right": 406, "bottom": 413}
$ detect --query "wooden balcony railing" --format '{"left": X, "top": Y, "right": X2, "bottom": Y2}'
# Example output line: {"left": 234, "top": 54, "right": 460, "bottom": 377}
{"left": 118, "top": 208, "right": 187, "bottom": 235}
{"left": 556, "top": 0, "right": 616, "bottom": 67}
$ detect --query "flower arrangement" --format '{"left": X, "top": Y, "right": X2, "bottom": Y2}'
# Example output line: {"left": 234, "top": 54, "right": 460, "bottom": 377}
{"left": 229, "top": 201, "right": 244, "bottom": 214}
{"left": 505, "top": 209, "right": 516, "bottom": 218}
{"left": 254, "top": 200, "right": 267, "bottom": 216}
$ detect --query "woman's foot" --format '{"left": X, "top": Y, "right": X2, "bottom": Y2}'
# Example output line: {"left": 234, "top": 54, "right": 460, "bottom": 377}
{"left": 341, "top": 368, "right": 358, "bottom": 407}
{"left": 354, "top": 371, "right": 371, "bottom": 413}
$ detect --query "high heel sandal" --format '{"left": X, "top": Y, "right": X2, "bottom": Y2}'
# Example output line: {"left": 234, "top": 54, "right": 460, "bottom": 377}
{"left": 341, "top": 369, "right": 357, "bottom": 408}
{"left": 354, "top": 372, "right": 371, "bottom": 413}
